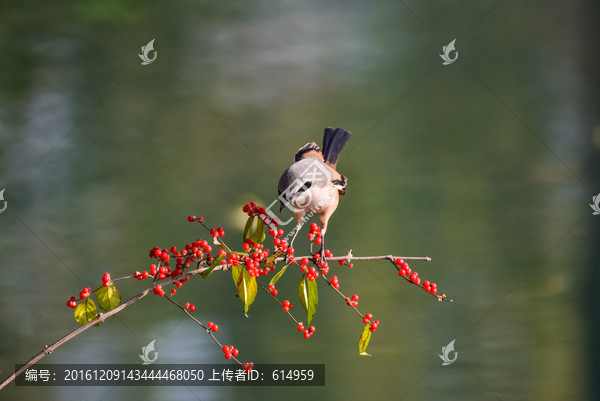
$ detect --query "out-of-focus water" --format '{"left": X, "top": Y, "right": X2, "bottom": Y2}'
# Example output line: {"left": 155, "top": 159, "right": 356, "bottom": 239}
{"left": 1, "top": 1, "right": 598, "bottom": 400}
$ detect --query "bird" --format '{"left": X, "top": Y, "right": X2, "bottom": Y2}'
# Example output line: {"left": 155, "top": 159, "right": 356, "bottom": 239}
{"left": 278, "top": 127, "right": 351, "bottom": 260}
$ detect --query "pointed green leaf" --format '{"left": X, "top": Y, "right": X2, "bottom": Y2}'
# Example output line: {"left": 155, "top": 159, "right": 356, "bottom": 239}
{"left": 232, "top": 265, "right": 257, "bottom": 316}
{"left": 74, "top": 298, "right": 99, "bottom": 325}
{"left": 97, "top": 283, "right": 121, "bottom": 312}
{"left": 298, "top": 274, "right": 318, "bottom": 325}
{"left": 201, "top": 254, "right": 225, "bottom": 278}
{"left": 265, "top": 251, "right": 281, "bottom": 265}
{"left": 269, "top": 263, "right": 290, "bottom": 287}
{"left": 251, "top": 218, "right": 266, "bottom": 245}
{"left": 243, "top": 216, "right": 256, "bottom": 241}
{"left": 359, "top": 323, "right": 372, "bottom": 356}
{"left": 232, "top": 264, "right": 243, "bottom": 286}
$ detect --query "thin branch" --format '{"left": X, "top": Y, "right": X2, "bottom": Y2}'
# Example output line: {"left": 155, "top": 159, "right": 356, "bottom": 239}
{"left": 0, "top": 253, "right": 432, "bottom": 389}
{"left": 0, "top": 263, "right": 226, "bottom": 390}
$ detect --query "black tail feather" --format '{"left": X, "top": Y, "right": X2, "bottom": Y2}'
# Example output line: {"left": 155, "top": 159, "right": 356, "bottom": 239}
{"left": 321, "top": 128, "right": 351, "bottom": 166}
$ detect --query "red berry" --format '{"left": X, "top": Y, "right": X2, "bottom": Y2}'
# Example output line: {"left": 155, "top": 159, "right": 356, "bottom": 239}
{"left": 189, "top": 304, "right": 196, "bottom": 312}
{"left": 398, "top": 269, "right": 407, "bottom": 277}
{"left": 232, "top": 348, "right": 239, "bottom": 357}
{"left": 79, "top": 291, "right": 87, "bottom": 299}
{"left": 309, "top": 326, "right": 315, "bottom": 333}
{"left": 208, "top": 321, "right": 213, "bottom": 328}
{"left": 348, "top": 263, "right": 354, "bottom": 268}
{"left": 212, "top": 324, "right": 219, "bottom": 332}
{"left": 185, "top": 303, "right": 190, "bottom": 308}
{"left": 365, "top": 313, "right": 373, "bottom": 320}
{"left": 187, "top": 215, "right": 197, "bottom": 222}
{"left": 297, "top": 323, "right": 304, "bottom": 331}
{"left": 102, "top": 273, "right": 110, "bottom": 283}
{"left": 351, "top": 294, "right": 359, "bottom": 302}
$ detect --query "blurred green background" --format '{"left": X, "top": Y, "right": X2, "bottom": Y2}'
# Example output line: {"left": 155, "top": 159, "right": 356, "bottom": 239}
{"left": 1, "top": 1, "right": 598, "bottom": 400}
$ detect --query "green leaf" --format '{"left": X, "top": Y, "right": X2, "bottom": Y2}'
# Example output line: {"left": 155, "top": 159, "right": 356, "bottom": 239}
{"left": 269, "top": 263, "right": 290, "bottom": 287}
{"left": 265, "top": 252, "right": 281, "bottom": 265}
{"left": 97, "top": 283, "right": 121, "bottom": 312}
{"left": 243, "top": 216, "right": 256, "bottom": 241}
{"left": 201, "top": 254, "right": 225, "bottom": 278}
{"left": 243, "top": 215, "right": 266, "bottom": 245}
{"left": 358, "top": 323, "right": 372, "bottom": 356}
{"left": 251, "top": 218, "right": 266, "bottom": 245}
{"left": 232, "top": 265, "right": 257, "bottom": 316}
{"left": 74, "top": 298, "right": 99, "bottom": 325}
{"left": 298, "top": 274, "right": 318, "bottom": 325}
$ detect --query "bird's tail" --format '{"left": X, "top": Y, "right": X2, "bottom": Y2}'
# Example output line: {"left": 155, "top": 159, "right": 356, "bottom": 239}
{"left": 321, "top": 128, "right": 351, "bottom": 169}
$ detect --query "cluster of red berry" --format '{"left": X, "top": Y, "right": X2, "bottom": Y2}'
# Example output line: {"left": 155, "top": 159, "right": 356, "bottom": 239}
{"left": 315, "top": 250, "right": 332, "bottom": 274}
{"left": 153, "top": 284, "right": 166, "bottom": 297}
{"left": 207, "top": 321, "right": 219, "bottom": 332}
{"left": 187, "top": 215, "right": 205, "bottom": 223}
{"left": 241, "top": 250, "right": 274, "bottom": 277}
{"left": 270, "top": 229, "right": 292, "bottom": 256}
{"left": 282, "top": 300, "right": 294, "bottom": 313}
{"left": 242, "top": 238, "right": 265, "bottom": 252}
{"left": 66, "top": 271, "right": 110, "bottom": 307}
{"left": 242, "top": 362, "right": 254, "bottom": 372}
{"left": 66, "top": 296, "right": 77, "bottom": 308}
{"left": 209, "top": 227, "right": 225, "bottom": 238}
{"left": 222, "top": 345, "right": 239, "bottom": 359}
{"left": 267, "top": 284, "right": 278, "bottom": 296}
{"left": 184, "top": 302, "right": 196, "bottom": 312}
{"left": 243, "top": 202, "right": 279, "bottom": 228}
{"left": 307, "top": 223, "right": 322, "bottom": 245}
{"left": 299, "top": 258, "right": 319, "bottom": 280}
{"left": 337, "top": 258, "right": 354, "bottom": 269}
{"left": 396, "top": 258, "right": 438, "bottom": 295}
{"left": 345, "top": 293, "right": 359, "bottom": 307}
{"left": 80, "top": 287, "right": 92, "bottom": 299}
{"left": 329, "top": 275, "right": 340, "bottom": 289}
{"left": 296, "top": 323, "right": 316, "bottom": 339}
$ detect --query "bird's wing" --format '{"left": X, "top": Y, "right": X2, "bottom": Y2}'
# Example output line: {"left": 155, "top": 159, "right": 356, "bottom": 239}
{"left": 294, "top": 142, "right": 324, "bottom": 162}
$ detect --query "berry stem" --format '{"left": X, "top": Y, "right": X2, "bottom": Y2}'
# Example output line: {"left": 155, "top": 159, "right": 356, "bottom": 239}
{"left": 256, "top": 280, "right": 302, "bottom": 325}
{"left": 163, "top": 296, "right": 244, "bottom": 365}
